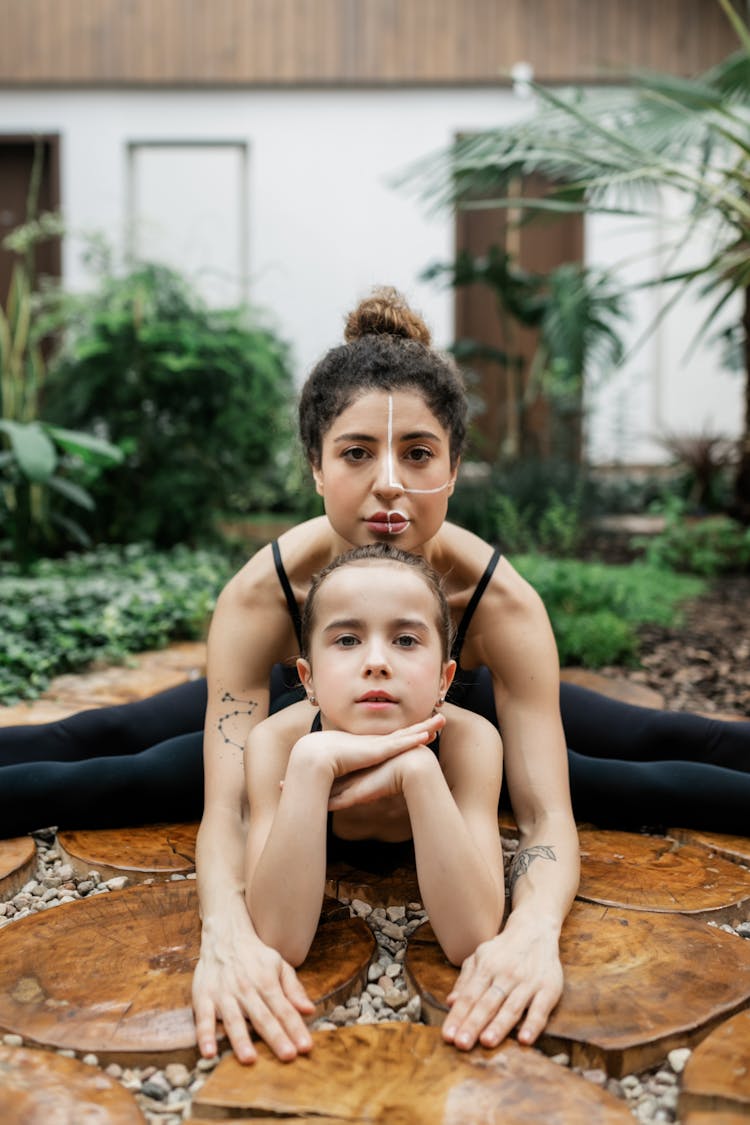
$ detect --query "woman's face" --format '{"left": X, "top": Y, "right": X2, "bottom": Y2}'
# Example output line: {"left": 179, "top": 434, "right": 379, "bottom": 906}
{"left": 297, "top": 561, "right": 455, "bottom": 734}
{"left": 312, "top": 390, "right": 458, "bottom": 551}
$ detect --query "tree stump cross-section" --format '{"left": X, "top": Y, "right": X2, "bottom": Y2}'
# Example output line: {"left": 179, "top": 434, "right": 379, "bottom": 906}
{"left": 191, "top": 1022, "right": 634, "bottom": 1123}
{"left": 577, "top": 829, "right": 750, "bottom": 923}
{"left": 668, "top": 826, "right": 750, "bottom": 868}
{"left": 0, "top": 1044, "right": 146, "bottom": 1124}
{"left": 405, "top": 901, "right": 750, "bottom": 1077}
{"left": 679, "top": 1008, "right": 750, "bottom": 1119}
{"left": 57, "top": 822, "right": 199, "bottom": 881}
{"left": 0, "top": 837, "right": 36, "bottom": 900}
{"left": 0, "top": 881, "right": 374, "bottom": 1065}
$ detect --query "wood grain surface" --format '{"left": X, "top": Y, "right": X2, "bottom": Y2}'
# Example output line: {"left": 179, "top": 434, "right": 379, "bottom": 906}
{"left": 577, "top": 829, "right": 750, "bottom": 922}
{"left": 192, "top": 1023, "right": 634, "bottom": 1123}
{"left": 0, "top": 1044, "right": 146, "bottom": 1123}
{"left": 667, "top": 827, "right": 750, "bottom": 867}
{"left": 0, "top": 881, "right": 374, "bottom": 1064}
{"left": 679, "top": 1008, "right": 750, "bottom": 1118}
{"left": 0, "top": 837, "right": 36, "bottom": 899}
{"left": 57, "top": 823, "right": 198, "bottom": 880}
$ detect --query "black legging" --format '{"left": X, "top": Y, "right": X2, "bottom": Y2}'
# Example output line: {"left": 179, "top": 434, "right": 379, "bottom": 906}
{"left": 0, "top": 673, "right": 748, "bottom": 838}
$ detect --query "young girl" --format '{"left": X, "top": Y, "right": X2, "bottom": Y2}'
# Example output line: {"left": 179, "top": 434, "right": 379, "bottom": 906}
{"left": 244, "top": 545, "right": 505, "bottom": 968}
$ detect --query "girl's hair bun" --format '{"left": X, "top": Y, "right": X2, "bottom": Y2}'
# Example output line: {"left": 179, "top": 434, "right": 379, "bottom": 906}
{"left": 344, "top": 286, "right": 431, "bottom": 346}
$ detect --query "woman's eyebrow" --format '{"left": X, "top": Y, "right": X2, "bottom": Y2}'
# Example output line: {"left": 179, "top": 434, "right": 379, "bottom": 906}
{"left": 333, "top": 433, "right": 376, "bottom": 444}
{"left": 399, "top": 430, "right": 443, "bottom": 443}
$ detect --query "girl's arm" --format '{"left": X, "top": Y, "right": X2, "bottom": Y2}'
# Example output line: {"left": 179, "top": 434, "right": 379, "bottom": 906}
{"left": 245, "top": 717, "right": 333, "bottom": 967}
{"left": 246, "top": 713, "right": 447, "bottom": 965}
{"left": 400, "top": 711, "right": 505, "bottom": 965}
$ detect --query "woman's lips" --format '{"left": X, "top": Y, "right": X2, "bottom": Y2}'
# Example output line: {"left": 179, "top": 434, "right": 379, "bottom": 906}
{"left": 365, "top": 510, "right": 410, "bottom": 535}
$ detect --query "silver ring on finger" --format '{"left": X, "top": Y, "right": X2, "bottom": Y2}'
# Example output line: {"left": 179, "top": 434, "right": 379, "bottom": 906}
{"left": 490, "top": 983, "right": 507, "bottom": 1000}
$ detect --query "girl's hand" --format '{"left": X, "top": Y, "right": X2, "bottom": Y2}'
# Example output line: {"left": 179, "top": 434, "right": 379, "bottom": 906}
{"left": 292, "top": 713, "right": 445, "bottom": 781}
{"left": 327, "top": 744, "right": 432, "bottom": 809}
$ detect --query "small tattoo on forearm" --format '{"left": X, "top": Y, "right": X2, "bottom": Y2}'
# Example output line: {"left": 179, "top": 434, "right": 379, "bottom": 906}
{"left": 217, "top": 691, "right": 258, "bottom": 751}
{"left": 509, "top": 845, "right": 557, "bottom": 896}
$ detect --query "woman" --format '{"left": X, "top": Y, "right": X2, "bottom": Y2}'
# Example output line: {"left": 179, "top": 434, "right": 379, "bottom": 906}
{"left": 1, "top": 288, "right": 748, "bottom": 1063}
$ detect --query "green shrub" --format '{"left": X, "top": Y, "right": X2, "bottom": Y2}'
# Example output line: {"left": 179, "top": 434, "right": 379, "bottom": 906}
{"left": 513, "top": 554, "right": 703, "bottom": 666}
{"left": 0, "top": 544, "right": 232, "bottom": 703}
{"left": 449, "top": 459, "right": 594, "bottom": 555}
{"left": 42, "top": 263, "right": 296, "bottom": 547}
{"left": 636, "top": 500, "right": 750, "bottom": 575}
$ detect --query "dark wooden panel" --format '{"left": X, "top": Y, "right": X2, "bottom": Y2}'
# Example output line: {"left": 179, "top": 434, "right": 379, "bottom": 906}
{"left": 0, "top": 0, "right": 738, "bottom": 86}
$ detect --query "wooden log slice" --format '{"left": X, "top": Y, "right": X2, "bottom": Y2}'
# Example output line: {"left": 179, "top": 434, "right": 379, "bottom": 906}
{"left": 682, "top": 1115, "right": 749, "bottom": 1125}
{"left": 0, "top": 881, "right": 374, "bottom": 1064}
{"left": 40, "top": 642, "right": 206, "bottom": 708}
{"left": 325, "top": 859, "right": 420, "bottom": 909}
{"left": 405, "top": 902, "right": 750, "bottom": 1077}
{"left": 560, "top": 668, "right": 664, "bottom": 709}
{"left": 679, "top": 1008, "right": 750, "bottom": 1119}
{"left": 0, "top": 837, "right": 36, "bottom": 899}
{"left": 191, "top": 1022, "right": 633, "bottom": 1123}
{"left": 668, "top": 826, "right": 750, "bottom": 867}
{"left": 0, "top": 1044, "right": 145, "bottom": 1124}
{"left": 577, "top": 829, "right": 750, "bottom": 922}
{"left": 57, "top": 823, "right": 199, "bottom": 881}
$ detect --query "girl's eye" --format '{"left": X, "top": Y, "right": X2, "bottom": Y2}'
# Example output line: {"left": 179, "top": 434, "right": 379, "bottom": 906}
{"left": 404, "top": 446, "right": 434, "bottom": 464}
{"left": 342, "top": 446, "right": 371, "bottom": 463}
{"left": 335, "top": 634, "right": 360, "bottom": 647}
{"left": 395, "top": 635, "right": 419, "bottom": 648}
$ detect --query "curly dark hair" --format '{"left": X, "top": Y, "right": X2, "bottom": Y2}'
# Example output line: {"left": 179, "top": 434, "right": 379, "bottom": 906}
{"left": 298, "top": 287, "right": 467, "bottom": 468}
{"left": 301, "top": 543, "right": 454, "bottom": 661}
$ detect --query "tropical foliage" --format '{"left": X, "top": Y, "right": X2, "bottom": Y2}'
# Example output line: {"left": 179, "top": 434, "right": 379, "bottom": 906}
{"left": 405, "top": 0, "right": 750, "bottom": 516}
{"left": 42, "top": 261, "right": 296, "bottom": 547}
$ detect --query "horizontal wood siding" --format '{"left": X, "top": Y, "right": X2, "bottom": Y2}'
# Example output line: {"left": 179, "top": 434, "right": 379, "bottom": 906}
{"left": 0, "top": 0, "right": 739, "bottom": 86}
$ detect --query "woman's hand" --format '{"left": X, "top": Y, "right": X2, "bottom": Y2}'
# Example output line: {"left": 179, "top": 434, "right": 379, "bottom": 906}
{"left": 192, "top": 907, "right": 315, "bottom": 1064}
{"left": 441, "top": 917, "right": 563, "bottom": 1050}
{"left": 293, "top": 713, "right": 445, "bottom": 782}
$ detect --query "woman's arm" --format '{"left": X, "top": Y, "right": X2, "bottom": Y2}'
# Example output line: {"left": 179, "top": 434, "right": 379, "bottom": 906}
{"left": 400, "top": 713, "right": 505, "bottom": 964}
{"left": 442, "top": 557, "right": 579, "bottom": 1050}
{"left": 193, "top": 551, "right": 315, "bottom": 1064}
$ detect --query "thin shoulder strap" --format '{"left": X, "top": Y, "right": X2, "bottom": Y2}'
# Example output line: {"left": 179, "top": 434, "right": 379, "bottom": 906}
{"left": 272, "top": 539, "right": 303, "bottom": 649}
{"left": 451, "top": 547, "right": 502, "bottom": 662}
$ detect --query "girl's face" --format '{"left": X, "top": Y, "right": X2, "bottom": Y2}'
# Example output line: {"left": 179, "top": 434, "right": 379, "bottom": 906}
{"left": 311, "top": 390, "right": 458, "bottom": 552}
{"left": 297, "top": 561, "right": 455, "bottom": 734}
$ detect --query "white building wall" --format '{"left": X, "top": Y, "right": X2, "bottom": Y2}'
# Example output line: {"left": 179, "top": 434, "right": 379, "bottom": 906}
{"left": 0, "top": 86, "right": 742, "bottom": 466}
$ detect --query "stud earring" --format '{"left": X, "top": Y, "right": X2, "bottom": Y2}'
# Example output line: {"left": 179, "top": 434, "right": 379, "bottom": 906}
{"left": 308, "top": 693, "right": 317, "bottom": 707}
{"left": 435, "top": 695, "right": 445, "bottom": 708}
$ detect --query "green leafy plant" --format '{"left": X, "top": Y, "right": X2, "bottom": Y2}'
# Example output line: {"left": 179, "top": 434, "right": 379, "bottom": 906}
{"left": 42, "top": 261, "right": 296, "bottom": 547}
{"left": 513, "top": 554, "right": 703, "bottom": 665}
{"left": 0, "top": 543, "right": 232, "bottom": 703}
{"left": 636, "top": 497, "right": 750, "bottom": 574}
{"left": 1, "top": 211, "right": 122, "bottom": 568}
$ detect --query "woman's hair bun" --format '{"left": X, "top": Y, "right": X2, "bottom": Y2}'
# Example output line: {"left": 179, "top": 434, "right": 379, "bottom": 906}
{"left": 344, "top": 286, "right": 431, "bottom": 346}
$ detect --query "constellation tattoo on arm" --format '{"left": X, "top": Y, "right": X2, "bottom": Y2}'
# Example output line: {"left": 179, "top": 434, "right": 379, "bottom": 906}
{"left": 217, "top": 691, "right": 258, "bottom": 752}
{"left": 508, "top": 844, "right": 557, "bottom": 897}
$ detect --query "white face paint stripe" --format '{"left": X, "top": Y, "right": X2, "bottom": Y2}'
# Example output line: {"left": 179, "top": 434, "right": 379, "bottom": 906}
{"left": 386, "top": 393, "right": 454, "bottom": 496}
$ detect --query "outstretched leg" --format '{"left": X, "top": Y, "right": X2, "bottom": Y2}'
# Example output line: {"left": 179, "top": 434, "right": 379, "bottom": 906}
{"left": 567, "top": 748, "right": 750, "bottom": 834}
{"left": 560, "top": 681, "right": 750, "bottom": 773}
{"left": 0, "top": 731, "right": 205, "bottom": 838}
{"left": 0, "top": 678, "right": 208, "bottom": 766}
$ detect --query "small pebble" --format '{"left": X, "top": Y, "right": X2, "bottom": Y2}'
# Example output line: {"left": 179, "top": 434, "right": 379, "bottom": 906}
{"left": 106, "top": 876, "right": 129, "bottom": 891}
{"left": 164, "top": 1062, "right": 191, "bottom": 1088}
{"left": 81, "top": 1053, "right": 99, "bottom": 1066}
{"left": 3, "top": 1034, "right": 23, "bottom": 1047}
{"left": 667, "top": 1047, "right": 691, "bottom": 1073}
